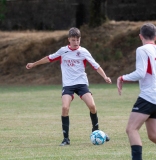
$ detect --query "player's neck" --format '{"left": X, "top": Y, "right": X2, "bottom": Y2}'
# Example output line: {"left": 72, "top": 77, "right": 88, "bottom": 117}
{"left": 143, "top": 41, "right": 155, "bottom": 45}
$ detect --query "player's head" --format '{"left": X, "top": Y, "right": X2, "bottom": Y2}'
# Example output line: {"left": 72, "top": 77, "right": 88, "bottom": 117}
{"left": 140, "top": 23, "right": 156, "bottom": 40}
{"left": 68, "top": 27, "right": 81, "bottom": 38}
{"left": 68, "top": 27, "right": 81, "bottom": 49}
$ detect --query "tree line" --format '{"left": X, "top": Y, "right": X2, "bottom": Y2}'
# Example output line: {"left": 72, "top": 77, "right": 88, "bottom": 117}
{"left": 0, "top": 0, "right": 106, "bottom": 29}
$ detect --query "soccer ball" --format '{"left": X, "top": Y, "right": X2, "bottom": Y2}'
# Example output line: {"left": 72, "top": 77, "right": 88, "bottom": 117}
{"left": 90, "top": 130, "right": 106, "bottom": 145}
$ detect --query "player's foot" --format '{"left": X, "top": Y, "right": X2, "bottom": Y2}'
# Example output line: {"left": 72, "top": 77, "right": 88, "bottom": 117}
{"left": 105, "top": 134, "right": 110, "bottom": 142}
{"left": 59, "top": 138, "right": 70, "bottom": 146}
{"left": 92, "top": 127, "right": 99, "bottom": 132}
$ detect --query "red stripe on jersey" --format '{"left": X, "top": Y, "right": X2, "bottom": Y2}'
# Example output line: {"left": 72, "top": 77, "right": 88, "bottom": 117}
{"left": 147, "top": 57, "right": 152, "bottom": 74}
{"left": 83, "top": 59, "right": 97, "bottom": 70}
{"left": 48, "top": 56, "right": 61, "bottom": 64}
{"left": 83, "top": 59, "right": 87, "bottom": 68}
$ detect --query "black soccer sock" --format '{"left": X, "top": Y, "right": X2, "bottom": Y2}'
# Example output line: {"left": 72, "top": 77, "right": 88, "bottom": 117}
{"left": 61, "top": 116, "right": 69, "bottom": 139}
{"left": 90, "top": 112, "right": 99, "bottom": 132}
{"left": 131, "top": 145, "right": 142, "bottom": 160}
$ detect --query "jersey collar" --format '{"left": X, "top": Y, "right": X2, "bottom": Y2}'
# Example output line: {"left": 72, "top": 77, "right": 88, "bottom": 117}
{"left": 68, "top": 45, "right": 80, "bottom": 51}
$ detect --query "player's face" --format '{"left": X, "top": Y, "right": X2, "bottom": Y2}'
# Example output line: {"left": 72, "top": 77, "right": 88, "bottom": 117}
{"left": 68, "top": 37, "right": 81, "bottom": 49}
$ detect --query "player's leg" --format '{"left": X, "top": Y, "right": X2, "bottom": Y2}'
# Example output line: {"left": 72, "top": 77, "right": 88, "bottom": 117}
{"left": 60, "top": 94, "right": 72, "bottom": 146}
{"left": 126, "top": 112, "right": 149, "bottom": 160}
{"left": 75, "top": 85, "right": 98, "bottom": 131}
{"left": 81, "top": 93, "right": 98, "bottom": 130}
{"left": 62, "top": 94, "right": 72, "bottom": 116}
{"left": 82, "top": 92, "right": 110, "bottom": 141}
{"left": 145, "top": 118, "right": 156, "bottom": 143}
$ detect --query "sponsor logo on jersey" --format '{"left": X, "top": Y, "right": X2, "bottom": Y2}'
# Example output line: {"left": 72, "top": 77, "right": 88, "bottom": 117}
{"left": 64, "top": 59, "right": 80, "bottom": 66}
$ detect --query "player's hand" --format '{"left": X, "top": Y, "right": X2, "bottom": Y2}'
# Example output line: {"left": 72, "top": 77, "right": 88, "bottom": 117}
{"left": 117, "top": 76, "right": 123, "bottom": 95}
{"left": 26, "top": 63, "right": 34, "bottom": 69}
{"left": 104, "top": 77, "right": 112, "bottom": 84}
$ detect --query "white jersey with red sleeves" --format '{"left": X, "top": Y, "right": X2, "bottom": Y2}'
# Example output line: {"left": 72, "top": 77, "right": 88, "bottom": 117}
{"left": 122, "top": 44, "right": 156, "bottom": 104}
{"left": 48, "top": 45, "right": 100, "bottom": 87}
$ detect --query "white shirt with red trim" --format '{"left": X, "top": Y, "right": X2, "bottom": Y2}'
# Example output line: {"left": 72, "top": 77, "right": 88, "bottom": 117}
{"left": 122, "top": 44, "right": 156, "bottom": 104}
{"left": 48, "top": 45, "right": 100, "bottom": 87}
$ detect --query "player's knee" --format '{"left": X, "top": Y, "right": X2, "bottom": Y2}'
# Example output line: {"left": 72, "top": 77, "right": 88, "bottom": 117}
{"left": 89, "top": 104, "right": 96, "bottom": 113}
{"left": 148, "top": 134, "right": 156, "bottom": 143}
{"left": 126, "top": 126, "right": 132, "bottom": 135}
{"left": 126, "top": 127, "right": 129, "bottom": 135}
{"left": 62, "top": 105, "right": 69, "bottom": 112}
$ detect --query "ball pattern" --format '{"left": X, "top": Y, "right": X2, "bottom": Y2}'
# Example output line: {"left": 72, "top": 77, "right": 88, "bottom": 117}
{"left": 90, "top": 130, "right": 106, "bottom": 145}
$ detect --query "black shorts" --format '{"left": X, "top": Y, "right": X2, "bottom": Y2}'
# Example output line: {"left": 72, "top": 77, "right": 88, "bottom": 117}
{"left": 62, "top": 84, "right": 91, "bottom": 99}
{"left": 132, "top": 97, "right": 156, "bottom": 119}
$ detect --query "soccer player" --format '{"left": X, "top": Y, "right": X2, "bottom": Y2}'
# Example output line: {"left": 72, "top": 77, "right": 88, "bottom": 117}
{"left": 26, "top": 27, "right": 112, "bottom": 146}
{"left": 117, "top": 23, "right": 156, "bottom": 160}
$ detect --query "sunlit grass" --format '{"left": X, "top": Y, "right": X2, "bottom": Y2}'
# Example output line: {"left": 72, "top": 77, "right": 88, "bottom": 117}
{"left": 0, "top": 84, "right": 155, "bottom": 160}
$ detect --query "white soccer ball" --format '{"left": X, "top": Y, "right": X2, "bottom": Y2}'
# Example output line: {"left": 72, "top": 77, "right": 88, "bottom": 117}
{"left": 90, "top": 130, "right": 106, "bottom": 145}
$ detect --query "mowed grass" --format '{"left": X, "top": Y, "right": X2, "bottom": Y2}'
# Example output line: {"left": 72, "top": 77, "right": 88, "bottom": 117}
{"left": 0, "top": 84, "right": 155, "bottom": 160}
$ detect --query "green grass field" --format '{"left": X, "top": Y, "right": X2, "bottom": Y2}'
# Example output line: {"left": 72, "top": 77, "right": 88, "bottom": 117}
{"left": 0, "top": 84, "right": 155, "bottom": 160}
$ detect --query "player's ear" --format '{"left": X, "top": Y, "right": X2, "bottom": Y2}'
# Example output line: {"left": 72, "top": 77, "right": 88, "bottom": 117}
{"left": 139, "top": 34, "right": 143, "bottom": 41}
{"left": 68, "top": 37, "right": 71, "bottom": 43}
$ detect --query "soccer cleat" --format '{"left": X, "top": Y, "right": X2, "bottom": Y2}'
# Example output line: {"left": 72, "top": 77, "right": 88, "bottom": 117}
{"left": 59, "top": 138, "right": 70, "bottom": 146}
{"left": 92, "top": 128, "right": 110, "bottom": 142}
{"left": 105, "top": 134, "right": 110, "bottom": 142}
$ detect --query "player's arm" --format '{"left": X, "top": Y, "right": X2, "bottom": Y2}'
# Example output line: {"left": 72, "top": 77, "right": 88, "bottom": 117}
{"left": 96, "top": 67, "right": 112, "bottom": 84}
{"left": 117, "top": 48, "right": 148, "bottom": 95}
{"left": 26, "top": 56, "right": 50, "bottom": 69}
{"left": 84, "top": 50, "right": 111, "bottom": 84}
{"left": 117, "top": 76, "right": 123, "bottom": 95}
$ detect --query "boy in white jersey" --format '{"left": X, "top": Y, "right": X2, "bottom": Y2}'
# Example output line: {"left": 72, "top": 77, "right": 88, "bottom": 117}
{"left": 117, "top": 23, "right": 156, "bottom": 160}
{"left": 26, "top": 27, "right": 112, "bottom": 146}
